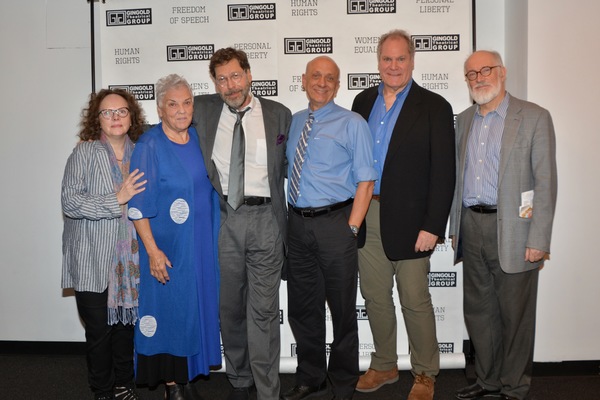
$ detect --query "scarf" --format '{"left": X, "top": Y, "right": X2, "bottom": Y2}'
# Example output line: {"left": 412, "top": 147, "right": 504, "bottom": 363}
{"left": 100, "top": 133, "right": 140, "bottom": 325}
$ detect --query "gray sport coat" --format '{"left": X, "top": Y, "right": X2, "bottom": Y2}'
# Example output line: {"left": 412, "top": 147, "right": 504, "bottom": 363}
{"left": 449, "top": 93, "right": 558, "bottom": 273}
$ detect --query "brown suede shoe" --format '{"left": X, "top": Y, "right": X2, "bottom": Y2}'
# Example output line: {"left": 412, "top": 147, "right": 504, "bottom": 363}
{"left": 355, "top": 368, "right": 399, "bottom": 393}
{"left": 407, "top": 374, "right": 434, "bottom": 400}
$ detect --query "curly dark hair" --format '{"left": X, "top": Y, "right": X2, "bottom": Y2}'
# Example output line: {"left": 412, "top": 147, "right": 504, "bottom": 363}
{"left": 209, "top": 47, "right": 251, "bottom": 78}
{"left": 78, "top": 88, "right": 147, "bottom": 142}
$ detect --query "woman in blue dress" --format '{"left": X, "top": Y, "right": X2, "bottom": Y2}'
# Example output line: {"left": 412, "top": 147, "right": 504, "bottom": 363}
{"left": 128, "top": 74, "right": 221, "bottom": 399}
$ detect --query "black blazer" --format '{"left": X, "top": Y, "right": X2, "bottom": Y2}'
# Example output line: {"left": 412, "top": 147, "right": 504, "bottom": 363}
{"left": 352, "top": 82, "right": 455, "bottom": 260}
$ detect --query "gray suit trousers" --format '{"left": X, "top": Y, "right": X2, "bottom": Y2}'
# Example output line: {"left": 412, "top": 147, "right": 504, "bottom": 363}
{"left": 461, "top": 208, "right": 539, "bottom": 400}
{"left": 219, "top": 202, "right": 284, "bottom": 400}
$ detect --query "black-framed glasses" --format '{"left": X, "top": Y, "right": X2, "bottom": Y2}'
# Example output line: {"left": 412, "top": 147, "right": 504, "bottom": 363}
{"left": 215, "top": 71, "right": 245, "bottom": 87}
{"left": 465, "top": 65, "right": 501, "bottom": 81}
{"left": 98, "top": 107, "right": 130, "bottom": 119}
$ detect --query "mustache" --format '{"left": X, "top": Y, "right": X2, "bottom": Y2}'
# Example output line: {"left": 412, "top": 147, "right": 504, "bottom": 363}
{"left": 224, "top": 88, "right": 243, "bottom": 96}
{"left": 473, "top": 82, "right": 492, "bottom": 89}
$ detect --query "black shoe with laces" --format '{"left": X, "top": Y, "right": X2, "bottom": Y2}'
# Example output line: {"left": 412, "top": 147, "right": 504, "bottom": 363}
{"left": 114, "top": 384, "right": 141, "bottom": 400}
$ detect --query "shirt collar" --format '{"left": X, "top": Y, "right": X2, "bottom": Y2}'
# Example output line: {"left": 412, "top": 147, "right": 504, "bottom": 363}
{"left": 377, "top": 78, "right": 413, "bottom": 98}
{"left": 476, "top": 91, "right": 510, "bottom": 119}
{"left": 309, "top": 99, "right": 336, "bottom": 119}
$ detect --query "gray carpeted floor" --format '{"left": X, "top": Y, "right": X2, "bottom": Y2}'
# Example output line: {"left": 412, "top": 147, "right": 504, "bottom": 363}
{"left": 2, "top": 354, "right": 599, "bottom": 400}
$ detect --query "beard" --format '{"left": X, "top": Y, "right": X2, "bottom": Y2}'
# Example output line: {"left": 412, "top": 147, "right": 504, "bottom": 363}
{"left": 469, "top": 82, "right": 502, "bottom": 106}
{"left": 220, "top": 86, "right": 250, "bottom": 110}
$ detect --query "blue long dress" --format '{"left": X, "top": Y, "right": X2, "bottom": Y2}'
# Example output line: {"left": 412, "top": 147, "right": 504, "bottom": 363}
{"left": 128, "top": 123, "right": 221, "bottom": 383}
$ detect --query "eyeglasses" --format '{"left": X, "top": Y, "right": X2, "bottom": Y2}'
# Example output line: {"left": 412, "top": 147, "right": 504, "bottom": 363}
{"left": 465, "top": 65, "right": 501, "bottom": 81}
{"left": 98, "top": 107, "right": 130, "bottom": 119}
{"left": 215, "top": 71, "right": 245, "bottom": 87}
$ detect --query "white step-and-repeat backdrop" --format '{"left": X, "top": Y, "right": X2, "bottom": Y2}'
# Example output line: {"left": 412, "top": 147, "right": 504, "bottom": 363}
{"left": 98, "top": 0, "right": 473, "bottom": 372}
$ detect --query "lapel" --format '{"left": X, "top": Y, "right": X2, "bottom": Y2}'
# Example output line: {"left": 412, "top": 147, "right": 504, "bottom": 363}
{"left": 259, "top": 97, "right": 277, "bottom": 183}
{"left": 356, "top": 88, "right": 379, "bottom": 120}
{"left": 384, "top": 83, "right": 422, "bottom": 169}
{"left": 458, "top": 106, "right": 477, "bottom": 179}
{"left": 204, "top": 95, "right": 224, "bottom": 161}
{"left": 498, "top": 94, "right": 522, "bottom": 185}
{"left": 196, "top": 95, "right": 226, "bottom": 195}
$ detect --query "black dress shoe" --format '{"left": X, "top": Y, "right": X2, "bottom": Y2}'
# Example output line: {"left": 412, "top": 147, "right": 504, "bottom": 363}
{"left": 455, "top": 383, "right": 500, "bottom": 399}
{"left": 227, "top": 386, "right": 253, "bottom": 400}
{"left": 280, "top": 381, "right": 327, "bottom": 400}
{"left": 165, "top": 384, "right": 185, "bottom": 400}
{"left": 499, "top": 395, "right": 519, "bottom": 400}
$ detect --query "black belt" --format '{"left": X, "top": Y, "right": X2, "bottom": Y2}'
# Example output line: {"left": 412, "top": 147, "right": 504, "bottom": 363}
{"left": 468, "top": 204, "right": 497, "bottom": 214}
{"left": 224, "top": 196, "right": 271, "bottom": 206}
{"left": 290, "top": 198, "right": 354, "bottom": 218}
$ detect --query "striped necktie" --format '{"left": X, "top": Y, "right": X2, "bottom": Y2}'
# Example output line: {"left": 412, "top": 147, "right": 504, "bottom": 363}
{"left": 289, "top": 113, "right": 314, "bottom": 205}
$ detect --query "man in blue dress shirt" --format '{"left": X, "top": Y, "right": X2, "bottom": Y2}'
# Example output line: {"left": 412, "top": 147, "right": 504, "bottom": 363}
{"left": 351, "top": 29, "right": 455, "bottom": 400}
{"left": 280, "top": 56, "right": 377, "bottom": 400}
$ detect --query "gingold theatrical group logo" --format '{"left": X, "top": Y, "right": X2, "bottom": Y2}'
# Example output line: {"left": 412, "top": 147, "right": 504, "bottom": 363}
{"left": 166, "top": 44, "right": 214, "bottom": 62}
{"left": 347, "top": 73, "right": 382, "bottom": 90}
{"left": 413, "top": 34, "right": 460, "bottom": 52}
{"left": 356, "top": 305, "right": 369, "bottom": 320}
{"left": 228, "top": 3, "right": 276, "bottom": 21}
{"left": 106, "top": 8, "right": 152, "bottom": 26}
{"left": 108, "top": 84, "right": 155, "bottom": 101}
{"left": 251, "top": 80, "right": 278, "bottom": 97}
{"left": 284, "top": 37, "right": 333, "bottom": 54}
{"left": 428, "top": 271, "right": 457, "bottom": 287}
{"left": 347, "top": 0, "right": 396, "bottom": 14}
{"left": 439, "top": 342, "right": 454, "bottom": 354}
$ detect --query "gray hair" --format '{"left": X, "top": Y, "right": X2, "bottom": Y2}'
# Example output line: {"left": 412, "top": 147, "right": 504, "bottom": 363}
{"left": 377, "top": 29, "right": 415, "bottom": 60}
{"left": 155, "top": 74, "right": 192, "bottom": 107}
{"left": 464, "top": 50, "right": 504, "bottom": 71}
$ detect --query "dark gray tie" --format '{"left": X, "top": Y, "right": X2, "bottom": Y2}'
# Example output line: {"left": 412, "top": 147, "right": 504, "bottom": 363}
{"left": 228, "top": 106, "right": 249, "bottom": 210}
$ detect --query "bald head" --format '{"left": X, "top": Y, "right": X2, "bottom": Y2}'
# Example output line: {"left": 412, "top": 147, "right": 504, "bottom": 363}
{"left": 302, "top": 56, "right": 341, "bottom": 111}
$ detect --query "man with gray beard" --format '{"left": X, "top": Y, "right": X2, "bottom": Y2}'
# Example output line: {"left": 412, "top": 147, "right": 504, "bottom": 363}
{"left": 449, "top": 50, "right": 557, "bottom": 400}
{"left": 193, "top": 47, "right": 291, "bottom": 400}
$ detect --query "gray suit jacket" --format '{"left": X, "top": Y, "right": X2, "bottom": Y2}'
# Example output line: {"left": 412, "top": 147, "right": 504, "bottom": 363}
{"left": 449, "top": 94, "right": 558, "bottom": 273}
{"left": 192, "top": 93, "right": 291, "bottom": 248}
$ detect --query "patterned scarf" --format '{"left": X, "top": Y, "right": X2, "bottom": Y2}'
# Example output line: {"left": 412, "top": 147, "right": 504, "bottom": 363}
{"left": 100, "top": 133, "right": 140, "bottom": 325}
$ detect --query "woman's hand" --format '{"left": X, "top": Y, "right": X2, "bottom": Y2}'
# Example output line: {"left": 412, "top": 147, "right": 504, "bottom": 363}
{"left": 117, "top": 169, "right": 146, "bottom": 205}
{"left": 147, "top": 248, "right": 172, "bottom": 284}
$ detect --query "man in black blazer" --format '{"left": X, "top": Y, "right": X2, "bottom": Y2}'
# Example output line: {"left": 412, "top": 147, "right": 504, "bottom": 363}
{"left": 193, "top": 48, "right": 291, "bottom": 400}
{"left": 351, "top": 30, "right": 455, "bottom": 400}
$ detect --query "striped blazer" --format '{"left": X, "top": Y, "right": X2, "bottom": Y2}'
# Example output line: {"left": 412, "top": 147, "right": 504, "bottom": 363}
{"left": 61, "top": 140, "right": 122, "bottom": 292}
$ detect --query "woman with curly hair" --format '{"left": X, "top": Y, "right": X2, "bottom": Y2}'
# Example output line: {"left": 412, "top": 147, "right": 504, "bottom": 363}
{"left": 61, "top": 88, "right": 147, "bottom": 400}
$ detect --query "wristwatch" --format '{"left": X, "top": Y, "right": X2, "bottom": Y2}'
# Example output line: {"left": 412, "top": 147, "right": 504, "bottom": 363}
{"left": 349, "top": 225, "right": 359, "bottom": 237}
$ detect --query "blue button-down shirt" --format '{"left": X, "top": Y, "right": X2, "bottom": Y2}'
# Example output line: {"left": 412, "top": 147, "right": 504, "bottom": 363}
{"left": 463, "top": 93, "right": 509, "bottom": 207}
{"left": 287, "top": 101, "right": 377, "bottom": 208}
{"left": 368, "top": 80, "right": 412, "bottom": 195}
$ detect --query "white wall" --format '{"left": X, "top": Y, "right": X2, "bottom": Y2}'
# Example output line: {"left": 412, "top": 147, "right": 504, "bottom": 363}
{"left": 0, "top": 0, "right": 91, "bottom": 341}
{"left": 526, "top": 0, "right": 600, "bottom": 362}
{"left": 475, "top": 0, "right": 600, "bottom": 361}
{"left": 1, "top": 0, "right": 598, "bottom": 362}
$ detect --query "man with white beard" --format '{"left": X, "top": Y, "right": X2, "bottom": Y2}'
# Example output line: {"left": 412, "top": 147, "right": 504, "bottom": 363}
{"left": 449, "top": 50, "right": 558, "bottom": 400}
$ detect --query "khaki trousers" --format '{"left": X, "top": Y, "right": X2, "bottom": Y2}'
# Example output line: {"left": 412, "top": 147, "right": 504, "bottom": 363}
{"left": 358, "top": 199, "right": 439, "bottom": 377}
